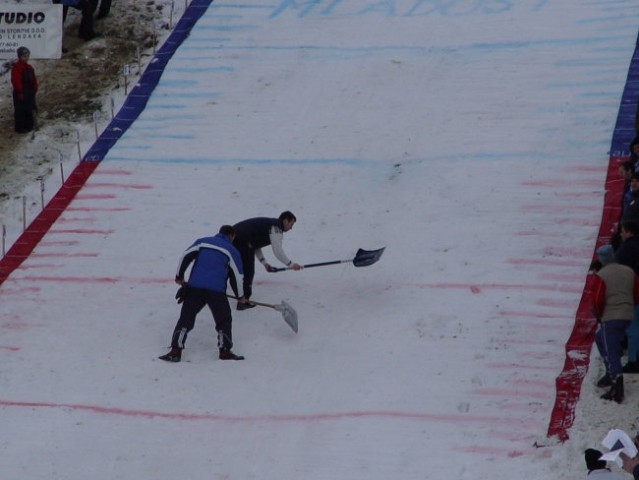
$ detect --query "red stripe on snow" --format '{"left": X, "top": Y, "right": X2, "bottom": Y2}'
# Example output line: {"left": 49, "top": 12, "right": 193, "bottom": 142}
{"left": 546, "top": 156, "right": 625, "bottom": 441}
{"left": 0, "top": 161, "right": 100, "bottom": 286}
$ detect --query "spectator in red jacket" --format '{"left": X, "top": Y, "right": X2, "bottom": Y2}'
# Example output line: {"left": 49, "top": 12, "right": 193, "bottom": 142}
{"left": 11, "top": 47, "right": 38, "bottom": 134}
{"left": 592, "top": 244, "right": 639, "bottom": 403}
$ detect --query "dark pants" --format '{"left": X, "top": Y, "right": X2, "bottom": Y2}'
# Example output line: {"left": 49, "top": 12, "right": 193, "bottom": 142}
{"left": 98, "top": 0, "right": 112, "bottom": 17}
{"left": 233, "top": 239, "right": 255, "bottom": 299}
{"left": 13, "top": 92, "right": 35, "bottom": 133}
{"left": 170, "top": 287, "right": 234, "bottom": 350}
{"left": 53, "top": 0, "right": 98, "bottom": 38}
{"left": 596, "top": 319, "right": 631, "bottom": 379}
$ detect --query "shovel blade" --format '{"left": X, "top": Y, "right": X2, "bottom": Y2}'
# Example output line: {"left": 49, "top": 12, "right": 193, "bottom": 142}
{"left": 274, "top": 300, "right": 298, "bottom": 333}
{"left": 353, "top": 247, "right": 386, "bottom": 267}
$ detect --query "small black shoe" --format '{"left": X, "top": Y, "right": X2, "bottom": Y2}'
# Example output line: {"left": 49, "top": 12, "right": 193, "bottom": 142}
{"left": 236, "top": 301, "right": 256, "bottom": 311}
{"left": 600, "top": 376, "right": 624, "bottom": 403}
{"left": 219, "top": 348, "right": 244, "bottom": 360}
{"left": 597, "top": 374, "right": 612, "bottom": 388}
{"left": 159, "top": 348, "right": 182, "bottom": 363}
{"left": 623, "top": 361, "right": 639, "bottom": 374}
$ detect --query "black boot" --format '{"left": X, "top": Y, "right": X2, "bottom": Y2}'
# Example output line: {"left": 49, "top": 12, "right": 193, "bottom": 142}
{"left": 601, "top": 375, "right": 624, "bottom": 403}
{"left": 159, "top": 347, "right": 182, "bottom": 362}
{"left": 597, "top": 373, "right": 612, "bottom": 388}
{"left": 219, "top": 348, "right": 245, "bottom": 360}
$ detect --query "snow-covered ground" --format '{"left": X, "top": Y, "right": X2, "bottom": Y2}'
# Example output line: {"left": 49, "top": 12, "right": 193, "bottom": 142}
{"left": 2, "top": 1, "right": 639, "bottom": 479}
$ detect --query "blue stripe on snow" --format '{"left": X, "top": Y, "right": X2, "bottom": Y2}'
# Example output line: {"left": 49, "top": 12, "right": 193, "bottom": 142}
{"left": 82, "top": 0, "right": 214, "bottom": 163}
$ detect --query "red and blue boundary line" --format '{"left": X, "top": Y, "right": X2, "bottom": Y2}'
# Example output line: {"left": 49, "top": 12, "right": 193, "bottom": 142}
{"left": 547, "top": 31, "right": 639, "bottom": 442}
{"left": 0, "top": 0, "right": 213, "bottom": 285}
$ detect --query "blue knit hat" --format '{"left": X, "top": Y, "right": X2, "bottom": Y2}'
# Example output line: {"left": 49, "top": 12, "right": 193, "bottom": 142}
{"left": 597, "top": 245, "right": 615, "bottom": 265}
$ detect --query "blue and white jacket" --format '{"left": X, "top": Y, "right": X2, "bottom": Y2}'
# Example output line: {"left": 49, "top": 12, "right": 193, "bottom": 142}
{"left": 176, "top": 233, "right": 244, "bottom": 297}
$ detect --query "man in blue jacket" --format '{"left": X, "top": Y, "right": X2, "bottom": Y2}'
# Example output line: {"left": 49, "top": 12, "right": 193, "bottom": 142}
{"left": 159, "top": 225, "right": 248, "bottom": 362}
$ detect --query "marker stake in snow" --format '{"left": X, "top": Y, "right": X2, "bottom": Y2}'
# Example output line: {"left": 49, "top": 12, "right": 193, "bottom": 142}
{"left": 76, "top": 130, "right": 82, "bottom": 162}
{"left": 123, "top": 64, "right": 130, "bottom": 95}
{"left": 22, "top": 196, "right": 26, "bottom": 232}
{"left": 93, "top": 111, "right": 99, "bottom": 140}
{"left": 59, "top": 152, "right": 65, "bottom": 183}
{"left": 37, "top": 176, "right": 45, "bottom": 210}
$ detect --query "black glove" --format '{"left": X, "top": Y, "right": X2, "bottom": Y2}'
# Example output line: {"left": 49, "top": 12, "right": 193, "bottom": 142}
{"left": 266, "top": 265, "right": 278, "bottom": 273}
{"left": 175, "top": 285, "right": 188, "bottom": 304}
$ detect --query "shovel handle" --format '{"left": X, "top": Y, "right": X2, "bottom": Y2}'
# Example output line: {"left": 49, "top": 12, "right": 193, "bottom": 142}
{"left": 271, "top": 259, "right": 351, "bottom": 272}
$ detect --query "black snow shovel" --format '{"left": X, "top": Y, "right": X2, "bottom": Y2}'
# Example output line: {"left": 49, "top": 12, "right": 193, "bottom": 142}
{"left": 228, "top": 295, "right": 298, "bottom": 334}
{"left": 271, "top": 247, "right": 386, "bottom": 272}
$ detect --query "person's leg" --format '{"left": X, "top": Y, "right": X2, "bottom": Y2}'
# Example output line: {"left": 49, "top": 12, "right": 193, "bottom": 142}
{"left": 13, "top": 94, "right": 30, "bottom": 133}
{"left": 603, "top": 320, "right": 631, "bottom": 379}
{"left": 623, "top": 306, "right": 639, "bottom": 372}
{"left": 206, "top": 291, "right": 244, "bottom": 360}
{"left": 600, "top": 319, "right": 630, "bottom": 403}
{"left": 595, "top": 325, "right": 609, "bottom": 372}
{"left": 78, "top": 0, "right": 99, "bottom": 40}
{"left": 97, "top": 0, "right": 112, "bottom": 18}
{"left": 170, "top": 289, "right": 206, "bottom": 349}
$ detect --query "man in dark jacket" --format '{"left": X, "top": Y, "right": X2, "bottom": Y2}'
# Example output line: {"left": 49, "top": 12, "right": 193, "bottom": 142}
{"left": 11, "top": 47, "right": 38, "bottom": 134}
{"left": 159, "top": 225, "right": 248, "bottom": 362}
{"left": 233, "top": 211, "right": 302, "bottom": 310}
{"left": 617, "top": 221, "right": 639, "bottom": 373}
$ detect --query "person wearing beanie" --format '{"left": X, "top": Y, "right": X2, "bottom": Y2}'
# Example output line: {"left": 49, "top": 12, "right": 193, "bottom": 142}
{"left": 591, "top": 244, "right": 639, "bottom": 403}
{"left": 10, "top": 46, "right": 38, "bottom": 134}
{"left": 584, "top": 449, "right": 625, "bottom": 479}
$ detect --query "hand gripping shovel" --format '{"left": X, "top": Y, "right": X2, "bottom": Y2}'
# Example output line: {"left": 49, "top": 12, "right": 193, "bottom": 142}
{"left": 271, "top": 247, "right": 385, "bottom": 272}
{"left": 229, "top": 295, "right": 298, "bottom": 333}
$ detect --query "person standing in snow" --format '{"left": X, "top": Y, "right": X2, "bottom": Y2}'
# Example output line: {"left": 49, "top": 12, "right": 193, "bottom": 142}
{"left": 615, "top": 221, "right": 639, "bottom": 374}
{"left": 232, "top": 211, "right": 302, "bottom": 310}
{"left": 584, "top": 449, "right": 625, "bottom": 479}
{"left": 11, "top": 47, "right": 38, "bottom": 134}
{"left": 591, "top": 244, "right": 639, "bottom": 403}
{"left": 159, "top": 225, "right": 249, "bottom": 363}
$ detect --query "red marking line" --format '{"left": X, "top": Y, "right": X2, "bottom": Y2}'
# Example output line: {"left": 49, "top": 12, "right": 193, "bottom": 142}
{"left": 521, "top": 179, "right": 601, "bottom": 187}
{"left": 39, "top": 240, "right": 80, "bottom": 246}
{"left": 74, "top": 193, "right": 117, "bottom": 200}
{"left": 93, "top": 169, "right": 133, "bottom": 175}
{"left": 0, "top": 346, "right": 20, "bottom": 351}
{"left": 507, "top": 258, "right": 584, "bottom": 267}
{"left": 520, "top": 204, "right": 594, "bottom": 212}
{"left": 485, "top": 363, "right": 557, "bottom": 370}
{"left": 415, "top": 282, "right": 580, "bottom": 294}
{"left": 67, "top": 207, "right": 131, "bottom": 212}
{"left": 499, "top": 310, "right": 573, "bottom": 319}
{"left": 49, "top": 229, "right": 114, "bottom": 235}
{"left": 5, "top": 276, "right": 171, "bottom": 284}
{"left": 0, "top": 399, "right": 540, "bottom": 427}
{"left": 472, "top": 388, "right": 553, "bottom": 400}
{"left": 31, "top": 253, "right": 99, "bottom": 258}
{"left": 85, "top": 183, "right": 152, "bottom": 189}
